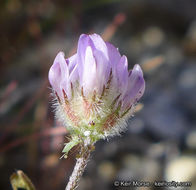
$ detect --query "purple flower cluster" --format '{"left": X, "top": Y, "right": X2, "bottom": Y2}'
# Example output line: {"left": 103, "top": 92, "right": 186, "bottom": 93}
{"left": 49, "top": 33, "right": 145, "bottom": 137}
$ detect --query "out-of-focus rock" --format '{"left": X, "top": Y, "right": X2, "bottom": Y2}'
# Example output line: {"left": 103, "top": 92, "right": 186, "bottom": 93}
{"left": 186, "top": 130, "right": 196, "bottom": 149}
{"left": 186, "top": 20, "right": 196, "bottom": 41}
{"left": 165, "top": 156, "right": 196, "bottom": 189}
{"left": 142, "top": 91, "right": 188, "bottom": 139}
{"left": 164, "top": 46, "right": 183, "bottom": 66}
{"left": 177, "top": 64, "right": 196, "bottom": 112}
{"left": 142, "top": 27, "right": 165, "bottom": 48}
{"left": 117, "top": 154, "right": 161, "bottom": 182}
{"left": 128, "top": 118, "right": 145, "bottom": 134}
{"left": 98, "top": 161, "right": 116, "bottom": 181}
{"left": 147, "top": 142, "right": 179, "bottom": 160}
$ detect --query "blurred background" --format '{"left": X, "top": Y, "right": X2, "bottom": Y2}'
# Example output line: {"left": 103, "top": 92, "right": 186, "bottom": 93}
{"left": 0, "top": 0, "right": 196, "bottom": 189}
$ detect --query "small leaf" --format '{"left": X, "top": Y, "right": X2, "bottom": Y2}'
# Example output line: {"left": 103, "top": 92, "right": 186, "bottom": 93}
{"left": 10, "top": 170, "right": 35, "bottom": 190}
{"left": 62, "top": 136, "right": 80, "bottom": 155}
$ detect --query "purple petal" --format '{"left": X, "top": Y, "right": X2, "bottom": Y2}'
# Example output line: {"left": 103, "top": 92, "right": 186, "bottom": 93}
{"left": 82, "top": 46, "right": 97, "bottom": 96}
{"left": 123, "top": 64, "right": 145, "bottom": 109}
{"left": 66, "top": 53, "right": 77, "bottom": 74}
{"left": 48, "top": 52, "right": 69, "bottom": 98}
{"left": 69, "top": 64, "right": 78, "bottom": 84}
{"left": 105, "top": 42, "right": 121, "bottom": 86}
{"left": 66, "top": 53, "right": 79, "bottom": 84}
{"left": 117, "top": 55, "right": 129, "bottom": 96}
{"left": 89, "top": 34, "right": 111, "bottom": 93}
{"left": 77, "top": 34, "right": 92, "bottom": 82}
{"left": 77, "top": 34, "right": 111, "bottom": 95}
{"left": 106, "top": 42, "right": 121, "bottom": 67}
{"left": 89, "top": 34, "right": 108, "bottom": 59}
{"left": 48, "top": 60, "right": 62, "bottom": 97}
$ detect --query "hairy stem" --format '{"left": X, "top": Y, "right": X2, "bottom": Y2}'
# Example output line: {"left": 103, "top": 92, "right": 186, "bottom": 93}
{"left": 65, "top": 142, "right": 93, "bottom": 190}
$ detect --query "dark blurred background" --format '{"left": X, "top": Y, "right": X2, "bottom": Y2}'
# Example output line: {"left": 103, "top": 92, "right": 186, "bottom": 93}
{"left": 0, "top": 0, "right": 196, "bottom": 189}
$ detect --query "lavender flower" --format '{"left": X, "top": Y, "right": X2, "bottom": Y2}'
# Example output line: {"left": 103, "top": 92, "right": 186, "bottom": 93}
{"left": 49, "top": 33, "right": 145, "bottom": 140}
{"left": 49, "top": 33, "right": 145, "bottom": 190}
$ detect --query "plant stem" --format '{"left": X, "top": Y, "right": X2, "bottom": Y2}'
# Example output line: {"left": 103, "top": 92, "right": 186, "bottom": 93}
{"left": 65, "top": 142, "right": 93, "bottom": 190}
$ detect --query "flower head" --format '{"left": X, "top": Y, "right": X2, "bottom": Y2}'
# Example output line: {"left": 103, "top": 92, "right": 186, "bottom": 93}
{"left": 49, "top": 33, "right": 145, "bottom": 140}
